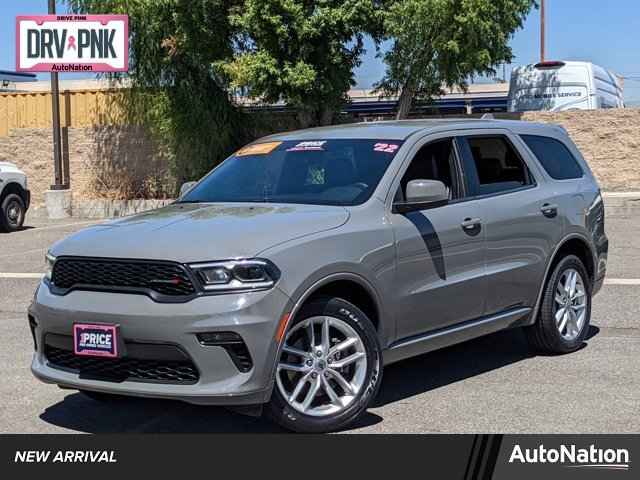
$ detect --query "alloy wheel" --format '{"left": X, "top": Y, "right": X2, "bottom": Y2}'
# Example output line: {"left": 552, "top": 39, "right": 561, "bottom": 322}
{"left": 6, "top": 199, "right": 22, "bottom": 227}
{"left": 554, "top": 268, "right": 587, "bottom": 341}
{"left": 276, "top": 316, "right": 368, "bottom": 417}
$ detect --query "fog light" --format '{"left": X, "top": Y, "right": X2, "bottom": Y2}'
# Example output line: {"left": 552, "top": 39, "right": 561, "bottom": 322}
{"left": 197, "top": 332, "right": 242, "bottom": 345}
{"left": 197, "top": 332, "right": 253, "bottom": 372}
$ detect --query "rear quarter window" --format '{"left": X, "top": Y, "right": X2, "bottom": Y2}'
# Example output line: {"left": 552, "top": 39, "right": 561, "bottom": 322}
{"left": 521, "top": 135, "right": 584, "bottom": 180}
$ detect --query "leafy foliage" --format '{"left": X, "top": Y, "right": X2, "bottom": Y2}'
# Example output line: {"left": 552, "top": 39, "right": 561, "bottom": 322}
{"left": 376, "top": 0, "right": 536, "bottom": 118}
{"left": 219, "top": 1, "right": 384, "bottom": 126}
{"left": 66, "top": 0, "right": 250, "bottom": 185}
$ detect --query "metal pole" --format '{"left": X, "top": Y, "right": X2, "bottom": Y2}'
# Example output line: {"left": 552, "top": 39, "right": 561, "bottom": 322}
{"left": 49, "top": 0, "right": 64, "bottom": 190}
{"left": 540, "top": 0, "right": 546, "bottom": 62}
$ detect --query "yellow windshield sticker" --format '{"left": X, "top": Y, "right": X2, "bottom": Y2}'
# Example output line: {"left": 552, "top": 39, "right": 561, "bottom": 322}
{"left": 236, "top": 141, "right": 282, "bottom": 156}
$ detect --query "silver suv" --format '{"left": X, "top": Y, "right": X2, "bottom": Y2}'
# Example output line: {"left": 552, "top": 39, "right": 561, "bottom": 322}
{"left": 30, "top": 119, "right": 608, "bottom": 432}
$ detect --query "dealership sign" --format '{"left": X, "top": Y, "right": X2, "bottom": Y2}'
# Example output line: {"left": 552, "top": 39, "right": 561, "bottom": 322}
{"left": 16, "top": 15, "right": 128, "bottom": 72}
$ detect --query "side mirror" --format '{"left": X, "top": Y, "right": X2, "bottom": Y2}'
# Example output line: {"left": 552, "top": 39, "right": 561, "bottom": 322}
{"left": 179, "top": 181, "right": 197, "bottom": 197}
{"left": 394, "top": 179, "right": 449, "bottom": 213}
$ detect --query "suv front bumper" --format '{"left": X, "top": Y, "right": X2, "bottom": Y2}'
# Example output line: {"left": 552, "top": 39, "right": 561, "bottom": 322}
{"left": 29, "top": 281, "right": 291, "bottom": 405}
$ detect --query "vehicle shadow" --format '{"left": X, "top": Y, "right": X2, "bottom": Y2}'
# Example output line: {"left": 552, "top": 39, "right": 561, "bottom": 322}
{"left": 0, "top": 225, "right": 35, "bottom": 233}
{"left": 39, "top": 326, "right": 599, "bottom": 433}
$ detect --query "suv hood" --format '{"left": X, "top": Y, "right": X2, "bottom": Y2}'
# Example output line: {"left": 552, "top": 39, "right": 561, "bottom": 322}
{"left": 50, "top": 203, "right": 349, "bottom": 263}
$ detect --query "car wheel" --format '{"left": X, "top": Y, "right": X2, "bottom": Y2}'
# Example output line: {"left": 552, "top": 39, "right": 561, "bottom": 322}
{"left": 0, "top": 194, "right": 26, "bottom": 232}
{"left": 526, "top": 255, "right": 592, "bottom": 354}
{"left": 80, "top": 390, "right": 128, "bottom": 403}
{"left": 267, "top": 296, "right": 382, "bottom": 433}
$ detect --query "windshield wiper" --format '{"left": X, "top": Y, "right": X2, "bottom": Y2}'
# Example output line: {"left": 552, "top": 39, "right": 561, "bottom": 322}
{"left": 174, "top": 199, "right": 204, "bottom": 204}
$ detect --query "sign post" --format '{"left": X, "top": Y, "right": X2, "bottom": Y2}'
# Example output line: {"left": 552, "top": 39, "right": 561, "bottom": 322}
{"left": 48, "top": 0, "right": 64, "bottom": 190}
{"left": 16, "top": 10, "right": 128, "bottom": 217}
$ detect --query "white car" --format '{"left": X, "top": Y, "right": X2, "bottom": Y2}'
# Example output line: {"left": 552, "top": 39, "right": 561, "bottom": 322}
{"left": 0, "top": 161, "right": 30, "bottom": 232}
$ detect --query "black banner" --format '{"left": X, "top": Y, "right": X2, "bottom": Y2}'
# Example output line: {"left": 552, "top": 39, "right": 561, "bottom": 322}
{"left": 1, "top": 434, "right": 636, "bottom": 478}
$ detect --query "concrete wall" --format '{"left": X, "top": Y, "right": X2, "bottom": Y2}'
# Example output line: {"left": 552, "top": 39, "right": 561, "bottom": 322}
{"left": 517, "top": 109, "right": 640, "bottom": 192}
{"left": 0, "top": 126, "right": 174, "bottom": 209}
{"left": 0, "top": 106, "right": 639, "bottom": 213}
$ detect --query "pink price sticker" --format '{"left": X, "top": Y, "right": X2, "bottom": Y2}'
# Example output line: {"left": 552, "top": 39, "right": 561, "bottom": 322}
{"left": 373, "top": 143, "right": 399, "bottom": 153}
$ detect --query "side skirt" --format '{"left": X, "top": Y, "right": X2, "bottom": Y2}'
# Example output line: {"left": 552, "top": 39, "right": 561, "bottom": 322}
{"left": 382, "top": 307, "right": 532, "bottom": 366}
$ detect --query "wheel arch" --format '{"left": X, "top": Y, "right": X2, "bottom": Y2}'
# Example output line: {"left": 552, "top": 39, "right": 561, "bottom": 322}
{"left": 530, "top": 233, "right": 597, "bottom": 325}
{"left": 0, "top": 181, "right": 28, "bottom": 205}
{"left": 288, "top": 273, "right": 384, "bottom": 333}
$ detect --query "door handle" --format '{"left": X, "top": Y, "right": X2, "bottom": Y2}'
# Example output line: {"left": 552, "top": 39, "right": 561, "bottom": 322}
{"left": 540, "top": 203, "right": 558, "bottom": 218}
{"left": 461, "top": 217, "right": 482, "bottom": 232}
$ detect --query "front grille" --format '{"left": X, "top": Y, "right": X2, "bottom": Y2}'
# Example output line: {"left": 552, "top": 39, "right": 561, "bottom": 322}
{"left": 45, "top": 344, "right": 200, "bottom": 385}
{"left": 52, "top": 257, "right": 196, "bottom": 298}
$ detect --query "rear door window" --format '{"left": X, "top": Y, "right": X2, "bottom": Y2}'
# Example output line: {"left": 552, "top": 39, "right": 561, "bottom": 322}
{"left": 521, "top": 135, "right": 584, "bottom": 180}
{"left": 459, "top": 135, "right": 534, "bottom": 196}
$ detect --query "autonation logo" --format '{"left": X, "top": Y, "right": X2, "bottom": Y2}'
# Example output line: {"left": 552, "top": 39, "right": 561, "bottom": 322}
{"left": 509, "top": 444, "right": 630, "bottom": 471}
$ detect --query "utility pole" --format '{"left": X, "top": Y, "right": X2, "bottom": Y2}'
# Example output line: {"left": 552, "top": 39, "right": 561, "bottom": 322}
{"left": 49, "top": 0, "right": 64, "bottom": 190}
{"left": 540, "top": 0, "right": 546, "bottom": 62}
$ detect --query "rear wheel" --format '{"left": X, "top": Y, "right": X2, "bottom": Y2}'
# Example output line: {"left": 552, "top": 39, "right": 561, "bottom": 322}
{"left": 0, "top": 194, "right": 26, "bottom": 232}
{"left": 267, "top": 297, "right": 382, "bottom": 432}
{"left": 526, "top": 255, "right": 592, "bottom": 354}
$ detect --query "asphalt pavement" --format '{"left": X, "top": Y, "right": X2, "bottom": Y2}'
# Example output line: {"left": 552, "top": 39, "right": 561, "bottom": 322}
{"left": 0, "top": 212, "right": 638, "bottom": 433}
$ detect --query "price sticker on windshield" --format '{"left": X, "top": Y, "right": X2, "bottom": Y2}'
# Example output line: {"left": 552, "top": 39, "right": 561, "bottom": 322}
{"left": 373, "top": 143, "right": 399, "bottom": 153}
{"left": 236, "top": 142, "right": 282, "bottom": 156}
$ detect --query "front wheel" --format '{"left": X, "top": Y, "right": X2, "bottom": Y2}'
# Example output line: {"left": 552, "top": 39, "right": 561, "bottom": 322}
{"left": 526, "top": 255, "right": 592, "bottom": 354}
{"left": 267, "top": 297, "right": 382, "bottom": 433}
{"left": 0, "top": 193, "right": 26, "bottom": 232}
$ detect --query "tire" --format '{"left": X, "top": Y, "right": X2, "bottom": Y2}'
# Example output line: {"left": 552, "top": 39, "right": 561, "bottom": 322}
{"left": 526, "top": 255, "right": 592, "bottom": 354}
{"left": 267, "top": 296, "right": 382, "bottom": 433}
{"left": 80, "top": 390, "right": 128, "bottom": 403}
{"left": 0, "top": 193, "right": 26, "bottom": 232}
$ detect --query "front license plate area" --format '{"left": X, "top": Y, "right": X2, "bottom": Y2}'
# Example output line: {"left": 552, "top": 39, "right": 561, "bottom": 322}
{"left": 73, "top": 323, "right": 119, "bottom": 358}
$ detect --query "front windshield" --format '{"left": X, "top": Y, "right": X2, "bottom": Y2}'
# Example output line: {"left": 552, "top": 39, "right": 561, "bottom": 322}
{"left": 180, "top": 139, "right": 403, "bottom": 206}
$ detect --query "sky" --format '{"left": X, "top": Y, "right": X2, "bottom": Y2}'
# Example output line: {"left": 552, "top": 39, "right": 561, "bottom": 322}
{"left": 2, "top": 0, "right": 639, "bottom": 104}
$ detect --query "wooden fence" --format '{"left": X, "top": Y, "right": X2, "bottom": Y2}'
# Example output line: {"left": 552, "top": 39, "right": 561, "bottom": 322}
{"left": 0, "top": 89, "right": 125, "bottom": 137}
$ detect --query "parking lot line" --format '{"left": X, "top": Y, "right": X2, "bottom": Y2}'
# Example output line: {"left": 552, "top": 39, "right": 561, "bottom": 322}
{"left": 604, "top": 278, "right": 640, "bottom": 285}
{"left": 0, "top": 273, "right": 44, "bottom": 278}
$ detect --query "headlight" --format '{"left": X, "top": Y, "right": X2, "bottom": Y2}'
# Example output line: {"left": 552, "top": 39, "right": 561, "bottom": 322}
{"left": 45, "top": 252, "right": 56, "bottom": 280}
{"left": 188, "top": 259, "right": 280, "bottom": 293}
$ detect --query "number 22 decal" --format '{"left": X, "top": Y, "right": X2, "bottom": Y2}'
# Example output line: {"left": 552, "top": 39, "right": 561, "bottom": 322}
{"left": 373, "top": 143, "right": 399, "bottom": 153}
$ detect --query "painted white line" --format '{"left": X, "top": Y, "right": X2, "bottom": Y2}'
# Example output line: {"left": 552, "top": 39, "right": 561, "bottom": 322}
{"left": 602, "top": 192, "right": 640, "bottom": 198}
{"left": 0, "top": 273, "right": 43, "bottom": 279}
{"left": 604, "top": 278, "right": 640, "bottom": 285}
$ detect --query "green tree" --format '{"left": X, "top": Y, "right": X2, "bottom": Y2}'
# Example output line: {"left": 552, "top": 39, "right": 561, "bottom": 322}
{"left": 376, "top": 0, "right": 536, "bottom": 119}
{"left": 66, "top": 0, "right": 249, "bottom": 185}
{"left": 220, "top": 0, "right": 384, "bottom": 126}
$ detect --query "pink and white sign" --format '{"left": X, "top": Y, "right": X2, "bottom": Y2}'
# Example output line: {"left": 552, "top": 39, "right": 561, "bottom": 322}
{"left": 16, "top": 14, "right": 128, "bottom": 72}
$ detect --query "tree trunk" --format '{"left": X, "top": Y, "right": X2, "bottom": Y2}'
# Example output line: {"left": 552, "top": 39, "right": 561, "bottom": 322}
{"left": 396, "top": 82, "right": 416, "bottom": 120}
{"left": 318, "top": 105, "right": 334, "bottom": 126}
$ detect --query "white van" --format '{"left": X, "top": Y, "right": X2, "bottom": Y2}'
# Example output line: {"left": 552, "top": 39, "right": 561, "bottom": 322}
{"left": 508, "top": 60, "right": 624, "bottom": 112}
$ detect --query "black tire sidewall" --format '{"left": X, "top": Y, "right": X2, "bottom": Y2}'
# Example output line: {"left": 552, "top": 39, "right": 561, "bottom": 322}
{"left": 1, "top": 194, "right": 26, "bottom": 232}
{"left": 539, "top": 255, "right": 592, "bottom": 353}
{"left": 267, "top": 296, "right": 382, "bottom": 433}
